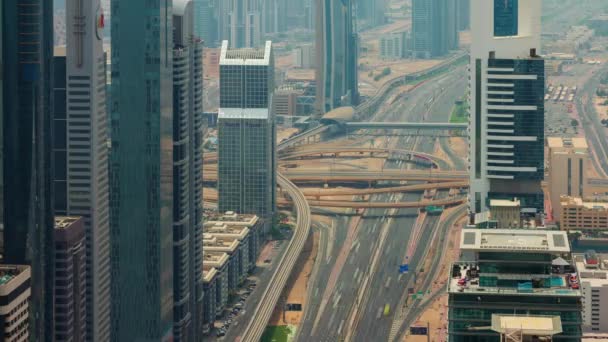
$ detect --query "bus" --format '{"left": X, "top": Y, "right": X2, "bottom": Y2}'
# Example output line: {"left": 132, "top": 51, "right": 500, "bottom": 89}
{"left": 383, "top": 304, "right": 391, "bottom": 316}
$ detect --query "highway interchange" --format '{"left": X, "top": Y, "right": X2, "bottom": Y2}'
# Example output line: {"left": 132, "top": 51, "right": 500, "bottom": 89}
{"left": 295, "top": 66, "right": 468, "bottom": 342}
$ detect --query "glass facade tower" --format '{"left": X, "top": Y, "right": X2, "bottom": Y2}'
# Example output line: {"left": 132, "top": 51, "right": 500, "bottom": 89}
{"left": 411, "top": 0, "right": 459, "bottom": 59}
{"left": 2, "top": 0, "right": 55, "bottom": 339}
{"left": 109, "top": 0, "right": 174, "bottom": 340}
{"left": 469, "top": 0, "right": 544, "bottom": 213}
{"left": 494, "top": 0, "right": 518, "bottom": 37}
{"left": 315, "top": 0, "right": 359, "bottom": 113}
{"left": 172, "top": 0, "right": 205, "bottom": 340}
{"left": 218, "top": 41, "right": 276, "bottom": 223}
{"left": 61, "top": 0, "right": 112, "bottom": 339}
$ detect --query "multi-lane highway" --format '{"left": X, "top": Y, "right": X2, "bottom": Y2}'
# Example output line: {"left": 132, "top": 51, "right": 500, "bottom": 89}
{"left": 295, "top": 65, "right": 468, "bottom": 342}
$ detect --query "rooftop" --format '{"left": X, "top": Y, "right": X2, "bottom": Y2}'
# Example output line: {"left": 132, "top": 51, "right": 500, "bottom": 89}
{"left": 560, "top": 196, "right": 608, "bottom": 210}
{"left": 0, "top": 265, "right": 30, "bottom": 287}
{"left": 203, "top": 268, "right": 218, "bottom": 284}
{"left": 204, "top": 222, "right": 250, "bottom": 240}
{"left": 203, "top": 234, "right": 240, "bottom": 253}
{"left": 448, "top": 261, "right": 581, "bottom": 297}
{"left": 204, "top": 211, "right": 260, "bottom": 227}
{"left": 54, "top": 216, "right": 82, "bottom": 230}
{"left": 547, "top": 136, "right": 588, "bottom": 150}
{"left": 460, "top": 229, "right": 571, "bottom": 253}
{"left": 491, "top": 315, "right": 563, "bottom": 336}
{"left": 220, "top": 40, "right": 272, "bottom": 66}
{"left": 202, "top": 251, "right": 230, "bottom": 269}
{"left": 574, "top": 253, "right": 608, "bottom": 287}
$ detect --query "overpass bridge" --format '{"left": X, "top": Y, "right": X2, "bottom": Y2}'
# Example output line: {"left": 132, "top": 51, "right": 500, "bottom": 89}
{"left": 344, "top": 122, "right": 467, "bottom": 130}
{"left": 203, "top": 169, "right": 468, "bottom": 183}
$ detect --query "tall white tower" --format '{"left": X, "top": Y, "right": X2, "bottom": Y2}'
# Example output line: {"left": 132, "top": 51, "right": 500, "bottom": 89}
{"left": 65, "top": 0, "right": 111, "bottom": 339}
{"left": 469, "top": 0, "right": 545, "bottom": 214}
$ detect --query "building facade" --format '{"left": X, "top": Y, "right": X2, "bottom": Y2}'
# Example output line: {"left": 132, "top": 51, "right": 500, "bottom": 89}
{"left": 448, "top": 229, "right": 583, "bottom": 341}
{"left": 63, "top": 0, "right": 112, "bottom": 339}
{"left": 574, "top": 252, "right": 608, "bottom": 333}
{"left": 2, "top": 1, "right": 55, "bottom": 339}
{"left": 109, "top": 0, "right": 174, "bottom": 340}
{"left": 355, "top": 0, "right": 385, "bottom": 28}
{"left": 548, "top": 137, "right": 589, "bottom": 221}
{"left": 218, "top": 41, "right": 276, "bottom": 221}
{"left": 560, "top": 196, "right": 608, "bottom": 231}
{"left": 456, "top": 0, "right": 470, "bottom": 31}
{"left": 54, "top": 216, "right": 87, "bottom": 342}
{"left": 172, "top": 1, "right": 205, "bottom": 340}
{"left": 227, "top": 0, "right": 262, "bottom": 48}
{"left": 0, "top": 265, "right": 31, "bottom": 342}
{"left": 380, "top": 32, "right": 409, "bottom": 59}
{"left": 411, "top": 0, "right": 459, "bottom": 58}
{"left": 315, "top": 0, "right": 359, "bottom": 113}
{"left": 469, "top": 0, "right": 545, "bottom": 214}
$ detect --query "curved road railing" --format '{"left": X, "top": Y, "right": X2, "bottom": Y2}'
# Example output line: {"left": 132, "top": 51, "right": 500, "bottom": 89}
{"left": 240, "top": 173, "right": 312, "bottom": 342}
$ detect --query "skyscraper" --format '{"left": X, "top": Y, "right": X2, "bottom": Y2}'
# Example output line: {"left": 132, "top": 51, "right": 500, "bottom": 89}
{"left": 218, "top": 41, "right": 276, "bottom": 222}
{"left": 356, "top": 0, "right": 385, "bottom": 28}
{"left": 54, "top": 216, "right": 87, "bottom": 342}
{"left": 315, "top": 0, "right": 359, "bottom": 113}
{"left": 172, "top": 0, "right": 205, "bottom": 340}
{"left": 109, "top": 0, "right": 174, "bottom": 340}
{"left": 227, "top": 0, "right": 262, "bottom": 48}
{"left": 62, "top": 0, "right": 111, "bottom": 339}
{"left": 195, "top": 0, "right": 217, "bottom": 46}
{"left": 411, "top": 0, "right": 459, "bottom": 58}
{"left": 456, "top": 0, "right": 470, "bottom": 31}
{"left": 2, "top": 0, "right": 55, "bottom": 339}
{"left": 0, "top": 265, "right": 31, "bottom": 341}
{"left": 469, "top": 0, "right": 545, "bottom": 214}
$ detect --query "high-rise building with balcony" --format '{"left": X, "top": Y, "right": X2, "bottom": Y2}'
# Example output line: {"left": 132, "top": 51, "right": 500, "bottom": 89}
{"left": 218, "top": 41, "right": 276, "bottom": 222}
{"left": 59, "top": 0, "right": 112, "bottom": 339}
{"left": 54, "top": 216, "right": 87, "bottom": 342}
{"left": 2, "top": 1, "right": 55, "bottom": 339}
{"left": 411, "top": 0, "right": 459, "bottom": 58}
{"left": 172, "top": 1, "right": 205, "bottom": 340}
{"left": 469, "top": 0, "right": 545, "bottom": 214}
{"left": 448, "top": 229, "right": 583, "bottom": 341}
{"left": 315, "top": 0, "right": 359, "bottom": 113}
{"left": 0, "top": 265, "right": 31, "bottom": 342}
{"left": 109, "top": 0, "right": 174, "bottom": 340}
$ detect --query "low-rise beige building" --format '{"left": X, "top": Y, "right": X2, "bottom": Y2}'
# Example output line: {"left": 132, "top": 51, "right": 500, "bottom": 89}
{"left": 547, "top": 137, "right": 589, "bottom": 221}
{"left": 560, "top": 196, "right": 608, "bottom": 231}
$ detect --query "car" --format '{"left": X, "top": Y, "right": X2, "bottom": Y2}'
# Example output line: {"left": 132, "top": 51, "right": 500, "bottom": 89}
{"left": 216, "top": 330, "right": 225, "bottom": 337}
{"left": 571, "top": 283, "right": 580, "bottom": 289}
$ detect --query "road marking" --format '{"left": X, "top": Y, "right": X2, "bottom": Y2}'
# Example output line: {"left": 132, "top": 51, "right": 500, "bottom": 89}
{"left": 337, "top": 319, "right": 345, "bottom": 335}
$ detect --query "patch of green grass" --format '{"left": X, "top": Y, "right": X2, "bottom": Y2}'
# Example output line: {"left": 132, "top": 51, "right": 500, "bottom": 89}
{"left": 261, "top": 325, "right": 294, "bottom": 342}
{"left": 449, "top": 100, "right": 469, "bottom": 123}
